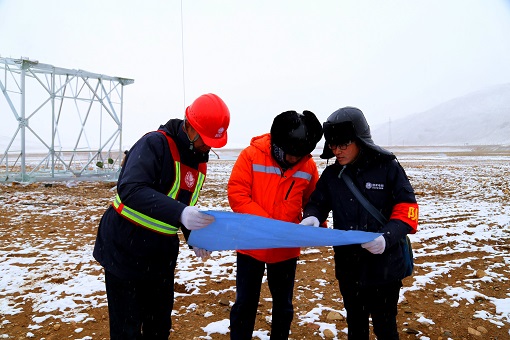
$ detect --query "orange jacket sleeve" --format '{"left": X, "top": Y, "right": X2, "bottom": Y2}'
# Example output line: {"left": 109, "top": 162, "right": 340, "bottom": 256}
{"left": 227, "top": 147, "right": 271, "bottom": 218}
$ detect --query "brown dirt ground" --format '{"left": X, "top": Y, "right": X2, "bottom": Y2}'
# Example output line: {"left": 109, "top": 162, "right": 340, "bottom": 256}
{"left": 0, "top": 154, "right": 509, "bottom": 339}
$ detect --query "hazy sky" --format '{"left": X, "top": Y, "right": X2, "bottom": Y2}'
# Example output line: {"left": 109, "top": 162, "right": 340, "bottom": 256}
{"left": 1, "top": 0, "right": 510, "bottom": 149}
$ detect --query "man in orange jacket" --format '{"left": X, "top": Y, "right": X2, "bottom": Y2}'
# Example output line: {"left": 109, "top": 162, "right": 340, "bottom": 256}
{"left": 227, "top": 110, "right": 323, "bottom": 339}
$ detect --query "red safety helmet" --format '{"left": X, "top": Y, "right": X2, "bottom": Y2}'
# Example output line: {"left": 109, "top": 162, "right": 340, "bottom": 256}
{"left": 185, "top": 93, "right": 230, "bottom": 148}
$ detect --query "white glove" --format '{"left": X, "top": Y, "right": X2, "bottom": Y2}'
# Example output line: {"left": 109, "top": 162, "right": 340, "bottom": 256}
{"left": 300, "top": 216, "right": 320, "bottom": 227}
{"left": 193, "top": 247, "right": 212, "bottom": 260}
{"left": 180, "top": 206, "right": 215, "bottom": 230}
{"left": 361, "top": 235, "right": 386, "bottom": 254}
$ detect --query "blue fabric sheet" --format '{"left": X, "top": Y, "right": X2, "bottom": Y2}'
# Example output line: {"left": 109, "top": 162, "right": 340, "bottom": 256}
{"left": 187, "top": 211, "right": 381, "bottom": 251}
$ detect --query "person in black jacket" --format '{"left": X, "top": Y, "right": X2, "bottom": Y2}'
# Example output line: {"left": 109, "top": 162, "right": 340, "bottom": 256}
{"left": 93, "top": 93, "right": 230, "bottom": 339}
{"left": 300, "top": 107, "right": 419, "bottom": 340}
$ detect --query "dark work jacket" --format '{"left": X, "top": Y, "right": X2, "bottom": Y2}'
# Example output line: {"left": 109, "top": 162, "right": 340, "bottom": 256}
{"left": 93, "top": 119, "right": 209, "bottom": 280}
{"left": 303, "top": 148, "right": 416, "bottom": 286}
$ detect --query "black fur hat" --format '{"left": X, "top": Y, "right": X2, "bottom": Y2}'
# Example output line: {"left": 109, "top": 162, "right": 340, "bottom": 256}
{"left": 271, "top": 110, "right": 323, "bottom": 157}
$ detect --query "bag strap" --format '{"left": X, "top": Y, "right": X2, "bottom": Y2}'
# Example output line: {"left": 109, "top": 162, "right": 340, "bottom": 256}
{"left": 339, "top": 166, "right": 387, "bottom": 226}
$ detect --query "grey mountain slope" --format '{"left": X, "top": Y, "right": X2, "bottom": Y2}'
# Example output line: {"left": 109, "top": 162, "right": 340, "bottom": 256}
{"left": 372, "top": 83, "right": 510, "bottom": 146}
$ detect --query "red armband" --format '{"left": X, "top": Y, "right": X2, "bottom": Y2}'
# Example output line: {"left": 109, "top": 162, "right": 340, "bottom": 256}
{"left": 390, "top": 202, "right": 418, "bottom": 233}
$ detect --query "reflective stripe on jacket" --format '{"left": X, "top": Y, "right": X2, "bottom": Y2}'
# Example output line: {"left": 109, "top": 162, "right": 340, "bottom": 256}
{"left": 112, "top": 130, "right": 206, "bottom": 235}
{"left": 227, "top": 133, "right": 320, "bottom": 263}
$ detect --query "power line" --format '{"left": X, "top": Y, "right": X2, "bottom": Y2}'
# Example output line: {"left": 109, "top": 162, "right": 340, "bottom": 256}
{"left": 180, "top": 0, "right": 186, "bottom": 110}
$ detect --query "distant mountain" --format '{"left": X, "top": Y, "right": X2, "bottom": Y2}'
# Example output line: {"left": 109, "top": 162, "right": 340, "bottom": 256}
{"left": 372, "top": 83, "right": 510, "bottom": 146}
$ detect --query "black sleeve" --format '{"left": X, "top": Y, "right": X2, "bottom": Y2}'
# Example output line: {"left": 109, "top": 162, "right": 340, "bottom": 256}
{"left": 117, "top": 132, "right": 187, "bottom": 229}
{"left": 379, "top": 160, "right": 417, "bottom": 247}
{"left": 303, "top": 166, "right": 334, "bottom": 224}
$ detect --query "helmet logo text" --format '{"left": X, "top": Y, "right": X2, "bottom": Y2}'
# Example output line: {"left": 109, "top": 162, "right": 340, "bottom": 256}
{"left": 215, "top": 127, "right": 225, "bottom": 138}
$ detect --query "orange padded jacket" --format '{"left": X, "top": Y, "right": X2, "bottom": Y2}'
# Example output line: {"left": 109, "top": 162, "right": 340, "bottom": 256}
{"left": 227, "top": 133, "right": 320, "bottom": 263}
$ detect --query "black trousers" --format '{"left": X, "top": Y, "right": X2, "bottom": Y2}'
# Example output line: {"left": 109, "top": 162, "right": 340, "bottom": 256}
{"left": 230, "top": 253, "right": 298, "bottom": 340}
{"left": 105, "top": 270, "right": 174, "bottom": 340}
{"left": 339, "top": 280, "right": 402, "bottom": 340}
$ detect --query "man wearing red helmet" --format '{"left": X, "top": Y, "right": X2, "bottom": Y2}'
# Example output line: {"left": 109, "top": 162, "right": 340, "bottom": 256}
{"left": 227, "top": 110, "right": 323, "bottom": 339}
{"left": 93, "top": 93, "right": 230, "bottom": 339}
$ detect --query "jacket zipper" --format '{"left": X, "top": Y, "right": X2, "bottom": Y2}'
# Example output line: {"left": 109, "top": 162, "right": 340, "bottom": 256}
{"left": 284, "top": 180, "right": 295, "bottom": 200}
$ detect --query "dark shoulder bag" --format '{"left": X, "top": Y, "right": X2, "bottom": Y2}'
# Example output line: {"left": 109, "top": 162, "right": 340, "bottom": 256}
{"left": 339, "top": 168, "right": 414, "bottom": 278}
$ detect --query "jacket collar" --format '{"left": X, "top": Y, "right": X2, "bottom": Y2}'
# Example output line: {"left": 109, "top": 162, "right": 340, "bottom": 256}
{"left": 160, "top": 119, "right": 209, "bottom": 162}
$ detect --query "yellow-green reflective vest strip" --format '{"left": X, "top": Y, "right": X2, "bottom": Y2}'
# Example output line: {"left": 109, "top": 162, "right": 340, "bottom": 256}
{"left": 190, "top": 172, "right": 205, "bottom": 206}
{"left": 113, "top": 194, "right": 179, "bottom": 235}
{"left": 168, "top": 160, "right": 181, "bottom": 198}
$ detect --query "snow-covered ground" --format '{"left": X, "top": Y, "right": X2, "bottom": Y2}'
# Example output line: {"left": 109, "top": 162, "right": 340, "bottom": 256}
{"left": 0, "top": 148, "right": 509, "bottom": 339}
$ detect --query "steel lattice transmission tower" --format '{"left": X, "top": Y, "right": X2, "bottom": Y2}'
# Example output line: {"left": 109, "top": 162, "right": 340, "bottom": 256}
{"left": 0, "top": 57, "right": 134, "bottom": 182}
